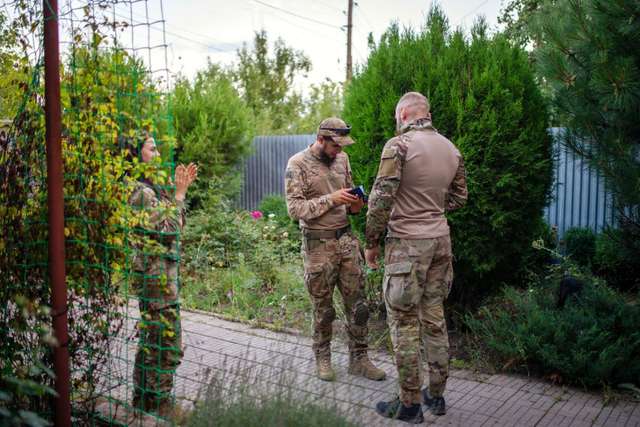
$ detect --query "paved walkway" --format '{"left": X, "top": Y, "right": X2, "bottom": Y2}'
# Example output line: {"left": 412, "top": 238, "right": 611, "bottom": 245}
{"left": 170, "top": 310, "right": 639, "bottom": 427}
{"left": 101, "top": 308, "right": 640, "bottom": 426}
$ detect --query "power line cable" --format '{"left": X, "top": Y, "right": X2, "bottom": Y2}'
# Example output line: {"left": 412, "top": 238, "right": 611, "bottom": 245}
{"left": 455, "top": 0, "right": 490, "bottom": 26}
{"left": 310, "top": 0, "right": 343, "bottom": 13}
{"left": 250, "top": 0, "right": 342, "bottom": 30}
{"left": 257, "top": 6, "right": 343, "bottom": 42}
{"left": 110, "top": 9, "right": 231, "bottom": 52}
{"left": 355, "top": 2, "right": 376, "bottom": 32}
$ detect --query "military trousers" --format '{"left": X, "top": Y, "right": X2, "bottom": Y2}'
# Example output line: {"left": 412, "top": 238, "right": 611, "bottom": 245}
{"left": 302, "top": 231, "right": 370, "bottom": 358}
{"left": 132, "top": 301, "right": 183, "bottom": 415}
{"left": 383, "top": 235, "right": 453, "bottom": 405}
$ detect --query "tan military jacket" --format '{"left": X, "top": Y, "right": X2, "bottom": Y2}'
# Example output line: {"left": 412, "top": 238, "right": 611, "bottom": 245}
{"left": 285, "top": 147, "right": 353, "bottom": 230}
{"left": 366, "top": 120, "right": 467, "bottom": 247}
{"left": 129, "top": 181, "right": 185, "bottom": 309}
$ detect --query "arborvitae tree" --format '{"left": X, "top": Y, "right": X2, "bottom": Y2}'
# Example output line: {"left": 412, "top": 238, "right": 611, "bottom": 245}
{"left": 532, "top": 0, "right": 640, "bottom": 264}
{"left": 343, "top": 6, "right": 553, "bottom": 304}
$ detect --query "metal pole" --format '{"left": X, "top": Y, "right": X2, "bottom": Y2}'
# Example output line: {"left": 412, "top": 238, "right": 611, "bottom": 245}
{"left": 43, "top": 0, "right": 71, "bottom": 425}
{"left": 346, "top": 0, "right": 353, "bottom": 81}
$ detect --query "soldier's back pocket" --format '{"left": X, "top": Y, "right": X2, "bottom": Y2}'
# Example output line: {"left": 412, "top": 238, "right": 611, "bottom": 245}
{"left": 383, "top": 261, "right": 421, "bottom": 312}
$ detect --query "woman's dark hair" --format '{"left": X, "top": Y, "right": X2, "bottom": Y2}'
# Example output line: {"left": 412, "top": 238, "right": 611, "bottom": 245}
{"left": 119, "top": 132, "right": 168, "bottom": 198}
{"left": 118, "top": 131, "right": 148, "bottom": 164}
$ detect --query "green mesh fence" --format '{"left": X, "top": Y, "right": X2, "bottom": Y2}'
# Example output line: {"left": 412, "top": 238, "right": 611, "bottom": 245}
{"left": 0, "top": 1, "right": 181, "bottom": 425}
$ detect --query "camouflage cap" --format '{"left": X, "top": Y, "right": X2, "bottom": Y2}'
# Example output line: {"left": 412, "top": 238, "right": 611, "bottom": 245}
{"left": 317, "top": 117, "right": 355, "bottom": 147}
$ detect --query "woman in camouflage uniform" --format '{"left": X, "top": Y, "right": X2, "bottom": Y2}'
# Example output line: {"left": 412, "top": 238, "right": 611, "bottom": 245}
{"left": 127, "top": 135, "right": 196, "bottom": 417}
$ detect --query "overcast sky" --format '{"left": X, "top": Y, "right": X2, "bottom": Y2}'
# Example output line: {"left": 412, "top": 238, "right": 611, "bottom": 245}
{"left": 99, "top": 0, "right": 505, "bottom": 87}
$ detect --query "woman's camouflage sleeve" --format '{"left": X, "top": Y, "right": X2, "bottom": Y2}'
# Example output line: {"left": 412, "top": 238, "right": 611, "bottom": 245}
{"left": 365, "top": 138, "right": 407, "bottom": 249}
{"left": 285, "top": 162, "right": 335, "bottom": 221}
{"left": 129, "top": 183, "right": 185, "bottom": 247}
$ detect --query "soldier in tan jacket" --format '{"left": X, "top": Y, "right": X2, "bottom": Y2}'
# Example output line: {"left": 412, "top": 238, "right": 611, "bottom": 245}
{"left": 285, "top": 117, "right": 385, "bottom": 382}
{"left": 366, "top": 92, "right": 467, "bottom": 423}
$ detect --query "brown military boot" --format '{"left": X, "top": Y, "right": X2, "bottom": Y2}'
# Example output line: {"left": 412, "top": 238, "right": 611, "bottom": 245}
{"left": 316, "top": 354, "right": 336, "bottom": 381}
{"left": 348, "top": 352, "right": 386, "bottom": 381}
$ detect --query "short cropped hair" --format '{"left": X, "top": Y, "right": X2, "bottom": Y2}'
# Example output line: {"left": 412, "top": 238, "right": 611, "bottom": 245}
{"left": 395, "top": 92, "right": 430, "bottom": 118}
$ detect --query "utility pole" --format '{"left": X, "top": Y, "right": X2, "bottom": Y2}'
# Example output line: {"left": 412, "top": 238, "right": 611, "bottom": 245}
{"left": 346, "top": 0, "right": 353, "bottom": 81}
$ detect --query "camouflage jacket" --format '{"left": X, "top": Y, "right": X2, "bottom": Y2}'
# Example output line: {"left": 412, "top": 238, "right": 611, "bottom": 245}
{"left": 365, "top": 119, "right": 467, "bottom": 248}
{"left": 285, "top": 148, "right": 353, "bottom": 230}
{"left": 129, "top": 180, "right": 185, "bottom": 308}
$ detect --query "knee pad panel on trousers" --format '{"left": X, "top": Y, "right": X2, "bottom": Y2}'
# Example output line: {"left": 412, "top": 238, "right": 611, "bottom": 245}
{"left": 319, "top": 305, "right": 336, "bottom": 325}
{"left": 353, "top": 301, "right": 370, "bottom": 326}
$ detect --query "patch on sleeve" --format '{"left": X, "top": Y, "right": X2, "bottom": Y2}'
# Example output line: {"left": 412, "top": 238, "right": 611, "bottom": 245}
{"left": 377, "top": 158, "right": 397, "bottom": 178}
{"left": 381, "top": 147, "right": 396, "bottom": 159}
{"left": 376, "top": 145, "right": 399, "bottom": 178}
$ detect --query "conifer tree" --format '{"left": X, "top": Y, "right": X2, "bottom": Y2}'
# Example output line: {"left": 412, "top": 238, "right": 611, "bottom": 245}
{"left": 343, "top": 6, "right": 552, "bottom": 303}
{"left": 532, "top": 0, "right": 640, "bottom": 248}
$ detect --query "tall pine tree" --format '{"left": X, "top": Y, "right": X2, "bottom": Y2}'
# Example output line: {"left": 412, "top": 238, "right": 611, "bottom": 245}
{"left": 532, "top": 0, "right": 640, "bottom": 244}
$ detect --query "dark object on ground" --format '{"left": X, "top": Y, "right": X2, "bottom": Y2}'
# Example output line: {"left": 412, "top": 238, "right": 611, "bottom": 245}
{"left": 557, "top": 275, "right": 584, "bottom": 308}
{"left": 422, "top": 389, "right": 446, "bottom": 416}
{"left": 375, "top": 397, "right": 424, "bottom": 424}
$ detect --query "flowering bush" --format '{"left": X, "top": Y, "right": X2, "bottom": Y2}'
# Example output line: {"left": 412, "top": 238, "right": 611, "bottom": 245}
{"left": 180, "top": 197, "right": 307, "bottom": 327}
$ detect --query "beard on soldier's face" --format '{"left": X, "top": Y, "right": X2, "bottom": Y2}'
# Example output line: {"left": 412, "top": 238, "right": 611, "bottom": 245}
{"left": 319, "top": 149, "right": 336, "bottom": 165}
{"left": 318, "top": 141, "right": 337, "bottom": 165}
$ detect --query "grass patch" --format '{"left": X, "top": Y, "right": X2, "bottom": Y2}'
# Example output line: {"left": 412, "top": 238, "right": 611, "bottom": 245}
{"left": 185, "top": 360, "right": 357, "bottom": 427}
{"left": 181, "top": 262, "right": 311, "bottom": 331}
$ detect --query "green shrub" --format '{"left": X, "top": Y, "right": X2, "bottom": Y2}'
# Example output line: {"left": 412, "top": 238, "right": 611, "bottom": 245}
{"left": 342, "top": 6, "right": 552, "bottom": 305}
{"left": 594, "top": 228, "right": 640, "bottom": 292}
{"left": 182, "top": 196, "right": 299, "bottom": 274}
{"left": 0, "top": 367, "right": 56, "bottom": 427}
{"left": 464, "top": 263, "right": 640, "bottom": 388}
{"left": 172, "top": 64, "right": 254, "bottom": 207}
{"left": 181, "top": 196, "right": 307, "bottom": 328}
{"left": 1, "top": 32, "right": 165, "bottom": 419}
{"left": 564, "top": 227, "right": 596, "bottom": 268}
{"left": 257, "top": 194, "right": 289, "bottom": 221}
{"left": 258, "top": 194, "right": 301, "bottom": 242}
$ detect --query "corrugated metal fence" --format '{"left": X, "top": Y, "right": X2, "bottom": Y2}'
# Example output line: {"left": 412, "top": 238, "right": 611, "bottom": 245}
{"left": 544, "top": 128, "right": 615, "bottom": 239}
{"left": 236, "top": 130, "right": 616, "bottom": 239}
{"left": 236, "top": 134, "right": 314, "bottom": 211}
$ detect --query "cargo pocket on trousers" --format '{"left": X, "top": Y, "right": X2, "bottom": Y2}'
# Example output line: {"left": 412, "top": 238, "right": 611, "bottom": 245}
{"left": 383, "top": 261, "right": 421, "bottom": 311}
{"left": 304, "top": 264, "right": 328, "bottom": 299}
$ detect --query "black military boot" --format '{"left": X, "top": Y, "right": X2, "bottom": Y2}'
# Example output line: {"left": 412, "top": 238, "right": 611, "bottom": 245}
{"left": 375, "top": 397, "right": 424, "bottom": 424}
{"left": 422, "top": 388, "right": 446, "bottom": 415}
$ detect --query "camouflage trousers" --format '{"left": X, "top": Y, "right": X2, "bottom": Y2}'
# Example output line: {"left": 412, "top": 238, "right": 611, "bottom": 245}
{"left": 302, "top": 231, "right": 370, "bottom": 358}
{"left": 383, "top": 236, "right": 453, "bottom": 405}
{"left": 132, "top": 301, "right": 183, "bottom": 415}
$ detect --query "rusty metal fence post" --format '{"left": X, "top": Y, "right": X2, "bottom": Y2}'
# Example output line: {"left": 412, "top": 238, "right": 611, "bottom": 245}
{"left": 43, "top": 0, "right": 71, "bottom": 425}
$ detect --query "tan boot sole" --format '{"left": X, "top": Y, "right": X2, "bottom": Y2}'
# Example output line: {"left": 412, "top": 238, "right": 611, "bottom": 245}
{"left": 348, "top": 365, "right": 386, "bottom": 381}
{"left": 317, "top": 369, "right": 336, "bottom": 381}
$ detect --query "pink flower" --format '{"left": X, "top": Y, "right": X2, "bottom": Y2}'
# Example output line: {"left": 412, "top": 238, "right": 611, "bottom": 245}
{"left": 250, "top": 210, "right": 263, "bottom": 219}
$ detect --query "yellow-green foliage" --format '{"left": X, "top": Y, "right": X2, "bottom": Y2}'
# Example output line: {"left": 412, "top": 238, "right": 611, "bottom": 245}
{"left": 0, "top": 8, "right": 172, "bottom": 418}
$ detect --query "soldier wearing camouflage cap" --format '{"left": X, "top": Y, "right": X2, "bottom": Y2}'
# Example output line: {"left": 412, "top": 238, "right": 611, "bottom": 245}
{"left": 285, "top": 117, "right": 386, "bottom": 382}
{"left": 366, "top": 92, "right": 468, "bottom": 423}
